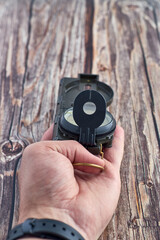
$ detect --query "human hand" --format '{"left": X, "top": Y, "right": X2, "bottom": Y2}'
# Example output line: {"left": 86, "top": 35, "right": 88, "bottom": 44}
{"left": 18, "top": 125, "right": 124, "bottom": 240}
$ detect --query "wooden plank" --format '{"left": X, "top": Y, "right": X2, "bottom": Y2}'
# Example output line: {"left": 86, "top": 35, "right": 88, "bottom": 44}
{"left": 0, "top": 0, "right": 32, "bottom": 238}
{"left": 0, "top": 0, "right": 159, "bottom": 239}
{"left": 93, "top": 1, "right": 160, "bottom": 239}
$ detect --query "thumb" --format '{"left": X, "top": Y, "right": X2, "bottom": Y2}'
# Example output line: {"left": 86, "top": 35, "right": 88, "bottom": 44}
{"left": 43, "top": 140, "right": 105, "bottom": 174}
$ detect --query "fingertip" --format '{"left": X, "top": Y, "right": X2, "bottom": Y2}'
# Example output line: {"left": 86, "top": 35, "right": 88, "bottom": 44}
{"left": 41, "top": 124, "right": 54, "bottom": 141}
{"left": 103, "top": 125, "right": 124, "bottom": 168}
{"left": 114, "top": 125, "right": 124, "bottom": 140}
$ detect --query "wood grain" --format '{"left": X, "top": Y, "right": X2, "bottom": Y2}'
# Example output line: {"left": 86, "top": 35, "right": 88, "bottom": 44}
{"left": 0, "top": 0, "right": 159, "bottom": 239}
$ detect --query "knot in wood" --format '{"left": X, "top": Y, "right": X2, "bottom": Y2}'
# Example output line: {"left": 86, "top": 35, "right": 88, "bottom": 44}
{"left": 1, "top": 140, "right": 23, "bottom": 156}
{"left": 128, "top": 217, "right": 139, "bottom": 229}
{"left": 146, "top": 179, "right": 153, "bottom": 188}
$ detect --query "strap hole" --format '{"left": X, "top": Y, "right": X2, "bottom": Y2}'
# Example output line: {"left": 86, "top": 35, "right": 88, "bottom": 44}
{"left": 42, "top": 223, "right": 46, "bottom": 226}
{"left": 71, "top": 232, "right": 75, "bottom": 236}
{"left": 53, "top": 224, "right": 56, "bottom": 227}
{"left": 14, "top": 230, "right": 17, "bottom": 234}
{"left": 62, "top": 227, "right": 66, "bottom": 231}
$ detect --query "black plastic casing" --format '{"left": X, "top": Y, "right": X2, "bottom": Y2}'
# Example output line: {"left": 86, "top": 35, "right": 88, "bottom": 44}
{"left": 53, "top": 74, "right": 116, "bottom": 154}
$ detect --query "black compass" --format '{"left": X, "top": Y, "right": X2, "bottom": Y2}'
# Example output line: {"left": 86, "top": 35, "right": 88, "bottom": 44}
{"left": 53, "top": 74, "right": 116, "bottom": 155}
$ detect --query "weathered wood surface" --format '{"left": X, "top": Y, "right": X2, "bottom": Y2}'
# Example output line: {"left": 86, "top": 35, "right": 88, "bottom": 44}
{"left": 0, "top": 0, "right": 160, "bottom": 239}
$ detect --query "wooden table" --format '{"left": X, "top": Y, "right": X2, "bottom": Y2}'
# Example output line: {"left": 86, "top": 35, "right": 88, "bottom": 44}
{"left": 0, "top": 0, "right": 159, "bottom": 239}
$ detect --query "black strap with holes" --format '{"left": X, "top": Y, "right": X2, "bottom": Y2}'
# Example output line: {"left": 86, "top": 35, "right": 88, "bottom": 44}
{"left": 7, "top": 218, "right": 85, "bottom": 240}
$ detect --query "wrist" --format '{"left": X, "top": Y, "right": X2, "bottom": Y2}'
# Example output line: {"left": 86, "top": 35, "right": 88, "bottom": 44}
{"left": 8, "top": 219, "right": 85, "bottom": 240}
{"left": 18, "top": 206, "right": 88, "bottom": 240}
{"left": 18, "top": 238, "right": 63, "bottom": 240}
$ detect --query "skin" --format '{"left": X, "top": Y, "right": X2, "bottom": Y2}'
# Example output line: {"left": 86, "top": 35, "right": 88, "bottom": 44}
{"left": 18, "top": 125, "right": 124, "bottom": 240}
